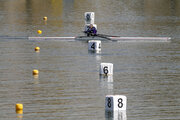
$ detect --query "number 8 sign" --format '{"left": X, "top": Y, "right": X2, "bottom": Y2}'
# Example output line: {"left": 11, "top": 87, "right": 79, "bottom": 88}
{"left": 100, "top": 63, "right": 113, "bottom": 75}
{"left": 105, "top": 95, "right": 127, "bottom": 111}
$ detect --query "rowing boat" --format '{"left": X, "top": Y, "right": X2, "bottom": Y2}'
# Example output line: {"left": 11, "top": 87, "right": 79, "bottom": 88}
{"left": 0, "top": 36, "right": 171, "bottom": 42}
{"left": 28, "top": 36, "right": 171, "bottom": 42}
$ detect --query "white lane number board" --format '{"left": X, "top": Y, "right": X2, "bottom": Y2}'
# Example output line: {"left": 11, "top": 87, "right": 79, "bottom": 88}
{"left": 100, "top": 63, "right": 113, "bottom": 75}
{"left": 88, "top": 40, "right": 101, "bottom": 51}
{"left": 105, "top": 95, "right": 127, "bottom": 111}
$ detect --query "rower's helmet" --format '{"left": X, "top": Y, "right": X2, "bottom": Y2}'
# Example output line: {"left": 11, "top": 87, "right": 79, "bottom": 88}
{"left": 90, "top": 24, "right": 93, "bottom": 28}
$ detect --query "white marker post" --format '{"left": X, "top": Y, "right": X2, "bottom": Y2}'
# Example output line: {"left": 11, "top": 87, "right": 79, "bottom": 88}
{"left": 105, "top": 95, "right": 127, "bottom": 111}
{"left": 88, "top": 40, "right": 101, "bottom": 51}
{"left": 100, "top": 63, "right": 113, "bottom": 75}
{"left": 84, "top": 12, "right": 95, "bottom": 24}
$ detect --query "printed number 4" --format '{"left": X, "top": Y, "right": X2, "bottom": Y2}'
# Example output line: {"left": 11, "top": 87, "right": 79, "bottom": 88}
{"left": 91, "top": 43, "right": 95, "bottom": 49}
{"left": 99, "top": 43, "right": 101, "bottom": 48}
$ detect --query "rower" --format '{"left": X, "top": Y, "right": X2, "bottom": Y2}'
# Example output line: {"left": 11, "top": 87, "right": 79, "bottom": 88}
{"left": 84, "top": 24, "right": 97, "bottom": 36}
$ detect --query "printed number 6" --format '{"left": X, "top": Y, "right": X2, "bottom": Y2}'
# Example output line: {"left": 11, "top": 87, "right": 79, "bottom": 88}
{"left": 103, "top": 66, "right": 108, "bottom": 75}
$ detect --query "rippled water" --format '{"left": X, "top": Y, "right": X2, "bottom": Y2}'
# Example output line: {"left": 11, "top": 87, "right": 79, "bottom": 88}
{"left": 0, "top": 0, "right": 180, "bottom": 120}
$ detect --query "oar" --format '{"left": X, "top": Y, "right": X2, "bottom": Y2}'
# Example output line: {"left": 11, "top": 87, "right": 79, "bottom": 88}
{"left": 96, "top": 34, "right": 117, "bottom": 42}
{"left": 97, "top": 33, "right": 121, "bottom": 37}
{"left": 96, "top": 34, "right": 113, "bottom": 41}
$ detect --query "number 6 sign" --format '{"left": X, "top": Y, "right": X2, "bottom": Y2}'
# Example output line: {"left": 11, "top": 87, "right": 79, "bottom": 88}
{"left": 100, "top": 63, "right": 113, "bottom": 75}
{"left": 105, "top": 95, "right": 127, "bottom": 111}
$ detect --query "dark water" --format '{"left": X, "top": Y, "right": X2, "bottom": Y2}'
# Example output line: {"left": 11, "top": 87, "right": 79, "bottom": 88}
{"left": 0, "top": 0, "right": 179, "bottom": 120}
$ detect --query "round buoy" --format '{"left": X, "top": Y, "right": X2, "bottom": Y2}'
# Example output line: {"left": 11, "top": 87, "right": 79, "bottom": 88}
{"left": 35, "top": 47, "right": 40, "bottom": 52}
{"left": 37, "top": 30, "right": 42, "bottom": 34}
{"left": 43, "top": 16, "right": 47, "bottom": 21}
{"left": 16, "top": 103, "right": 23, "bottom": 111}
{"left": 33, "top": 69, "right": 39, "bottom": 75}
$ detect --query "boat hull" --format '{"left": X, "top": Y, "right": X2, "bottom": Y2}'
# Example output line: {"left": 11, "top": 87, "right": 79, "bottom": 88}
{"left": 28, "top": 36, "right": 171, "bottom": 42}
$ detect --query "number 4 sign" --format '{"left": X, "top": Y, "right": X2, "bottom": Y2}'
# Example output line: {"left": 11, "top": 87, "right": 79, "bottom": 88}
{"left": 105, "top": 95, "right": 127, "bottom": 111}
{"left": 88, "top": 40, "right": 101, "bottom": 51}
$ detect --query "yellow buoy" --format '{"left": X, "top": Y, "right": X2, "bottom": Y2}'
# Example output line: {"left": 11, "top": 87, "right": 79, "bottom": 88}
{"left": 35, "top": 47, "right": 40, "bottom": 52}
{"left": 43, "top": 16, "right": 47, "bottom": 21}
{"left": 33, "top": 69, "right": 39, "bottom": 75}
{"left": 37, "top": 30, "right": 42, "bottom": 34}
{"left": 16, "top": 103, "right": 23, "bottom": 111}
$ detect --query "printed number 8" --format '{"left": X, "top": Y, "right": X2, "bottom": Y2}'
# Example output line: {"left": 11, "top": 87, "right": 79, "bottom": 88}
{"left": 107, "top": 98, "right": 111, "bottom": 108}
{"left": 118, "top": 98, "right": 123, "bottom": 108}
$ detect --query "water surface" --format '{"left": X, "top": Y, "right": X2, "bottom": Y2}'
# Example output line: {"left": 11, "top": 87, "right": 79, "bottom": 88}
{"left": 0, "top": 0, "right": 179, "bottom": 120}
